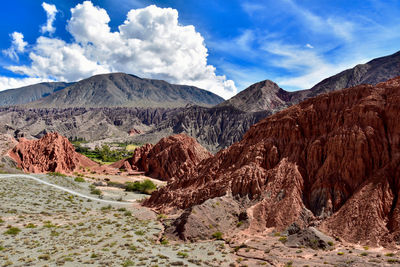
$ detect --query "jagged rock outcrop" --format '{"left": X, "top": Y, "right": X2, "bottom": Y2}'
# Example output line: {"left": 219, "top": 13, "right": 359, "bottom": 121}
{"left": 145, "top": 77, "right": 400, "bottom": 246}
{"left": 112, "top": 134, "right": 211, "bottom": 180}
{"left": 9, "top": 132, "right": 98, "bottom": 174}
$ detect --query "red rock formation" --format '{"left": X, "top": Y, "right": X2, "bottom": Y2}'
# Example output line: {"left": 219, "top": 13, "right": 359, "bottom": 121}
{"left": 9, "top": 132, "right": 98, "bottom": 174}
{"left": 145, "top": 77, "right": 400, "bottom": 246}
{"left": 128, "top": 128, "right": 142, "bottom": 136}
{"left": 112, "top": 134, "right": 212, "bottom": 181}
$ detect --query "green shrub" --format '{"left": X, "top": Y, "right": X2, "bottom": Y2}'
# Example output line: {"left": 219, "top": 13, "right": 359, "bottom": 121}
{"left": 48, "top": 172, "right": 66, "bottom": 177}
{"left": 212, "top": 231, "right": 223, "bottom": 240}
{"left": 177, "top": 251, "right": 189, "bottom": 258}
{"left": 74, "top": 177, "right": 85, "bottom": 182}
{"left": 278, "top": 236, "right": 288, "bottom": 243}
{"left": 122, "top": 260, "right": 135, "bottom": 267}
{"left": 25, "top": 223, "right": 36, "bottom": 228}
{"left": 4, "top": 227, "right": 21, "bottom": 235}
{"left": 125, "top": 180, "right": 157, "bottom": 194}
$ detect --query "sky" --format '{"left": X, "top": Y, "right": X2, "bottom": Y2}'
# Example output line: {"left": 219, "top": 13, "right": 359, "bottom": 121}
{"left": 0, "top": 0, "right": 399, "bottom": 99}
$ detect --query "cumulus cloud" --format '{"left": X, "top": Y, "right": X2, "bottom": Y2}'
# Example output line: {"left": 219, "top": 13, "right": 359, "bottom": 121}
{"left": 3, "top": 1, "right": 236, "bottom": 98}
{"left": 2, "top": 32, "right": 28, "bottom": 61}
{"left": 41, "top": 2, "right": 58, "bottom": 34}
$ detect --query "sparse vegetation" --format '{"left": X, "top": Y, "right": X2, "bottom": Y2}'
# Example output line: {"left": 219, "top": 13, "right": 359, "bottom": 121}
{"left": 74, "top": 177, "right": 85, "bottom": 182}
{"left": 4, "top": 227, "right": 21, "bottom": 235}
{"left": 212, "top": 231, "right": 223, "bottom": 240}
{"left": 125, "top": 180, "right": 157, "bottom": 194}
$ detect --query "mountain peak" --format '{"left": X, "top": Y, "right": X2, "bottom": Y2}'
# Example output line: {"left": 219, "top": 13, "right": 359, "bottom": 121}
{"left": 217, "top": 79, "right": 291, "bottom": 112}
{"left": 24, "top": 73, "right": 224, "bottom": 108}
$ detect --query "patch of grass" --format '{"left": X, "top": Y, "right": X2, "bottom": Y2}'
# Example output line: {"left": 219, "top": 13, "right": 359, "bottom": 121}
{"left": 134, "top": 230, "right": 145, "bottom": 236}
{"left": 360, "top": 252, "right": 368, "bottom": 256}
{"left": 125, "top": 180, "right": 157, "bottom": 194}
{"left": 89, "top": 185, "right": 102, "bottom": 196}
{"left": 48, "top": 172, "right": 66, "bottom": 177}
{"left": 177, "top": 251, "right": 189, "bottom": 258}
{"left": 337, "top": 252, "right": 344, "bottom": 255}
{"left": 25, "top": 223, "right": 36, "bottom": 228}
{"left": 212, "top": 231, "right": 223, "bottom": 240}
{"left": 122, "top": 260, "right": 135, "bottom": 267}
{"left": 385, "top": 253, "right": 395, "bottom": 257}
{"left": 4, "top": 227, "right": 21, "bottom": 235}
{"left": 278, "top": 236, "right": 288, "bottom": 243}
{"left": 74, "top": 177, "right": 85, "bottom": 182}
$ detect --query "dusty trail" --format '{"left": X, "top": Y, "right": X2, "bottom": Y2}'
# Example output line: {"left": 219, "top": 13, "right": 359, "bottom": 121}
{"left": 0, "top": 174, "right": 134, "bottom": 205}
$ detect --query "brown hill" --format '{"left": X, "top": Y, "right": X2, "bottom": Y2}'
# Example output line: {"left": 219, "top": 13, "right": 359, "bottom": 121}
{"left": 145, "top": 77, "right": 400, "bottom": 246}
{"left": 9, "top": 132, "right": 98, "bottom": 174}
{"left": 112, "top": 134, "right": 211, "bottom": 181}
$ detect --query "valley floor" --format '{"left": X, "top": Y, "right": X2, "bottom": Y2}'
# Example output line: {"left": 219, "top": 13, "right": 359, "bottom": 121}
{"left": 0, "top": 173, "right": 399, "bottom": 267}
{"left": 0, "top": 174, "right": 232, "bottom": 266}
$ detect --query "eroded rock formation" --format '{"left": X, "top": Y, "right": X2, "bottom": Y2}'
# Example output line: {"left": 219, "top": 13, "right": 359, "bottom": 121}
{"left": 145, "top": 77, "right": 400, "bottom": 246}
{"left": 9, "top": 132, "right": 98, "bottom": 174}
{"left": 112, "top": 134, "right": 212, "bottom": 181}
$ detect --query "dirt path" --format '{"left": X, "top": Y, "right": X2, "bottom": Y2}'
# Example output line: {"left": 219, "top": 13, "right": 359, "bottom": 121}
{"left": 0, "top": 174, "right": 134, "bottom": 205}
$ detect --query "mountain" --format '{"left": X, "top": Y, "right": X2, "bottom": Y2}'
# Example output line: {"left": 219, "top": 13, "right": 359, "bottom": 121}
{"left": 0, "top": 82, "right": 71, "bottom": 107}
{"left": 28, "top": 73, "right": 224, "bottom": 108}
{"left": 145, "top": 77, "right": 400, "bottom": 246}
{"left": 216, "top": 80, "right": 290, "bottom": 112}
{"left": 292, "top": 50, "right": 400, "bottom": 102}
{"left": 221, "top": 50, "right": 400, "bottom": 112}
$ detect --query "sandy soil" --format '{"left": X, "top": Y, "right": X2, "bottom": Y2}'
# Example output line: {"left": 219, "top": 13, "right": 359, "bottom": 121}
{"left": 0, "top": 174, "right": 233, "bottom": 266}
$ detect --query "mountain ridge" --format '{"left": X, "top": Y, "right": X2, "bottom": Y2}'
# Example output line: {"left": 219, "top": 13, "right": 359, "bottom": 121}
{"left": 26, "top": 73, "right": 224, "bottom": 108}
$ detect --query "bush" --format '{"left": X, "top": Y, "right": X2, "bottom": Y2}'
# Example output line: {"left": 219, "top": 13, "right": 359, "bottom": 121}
{"left": 4, "top": 227, "right": 21, "bottom": 235}
{"left": 74, "top": 177, "right": 85, "bottom": 182}
{"left": 125, "top": 180, "right": 157, "bottom": 194}
{"left": 212, "top": 231, "right": 223, "bottom": 240}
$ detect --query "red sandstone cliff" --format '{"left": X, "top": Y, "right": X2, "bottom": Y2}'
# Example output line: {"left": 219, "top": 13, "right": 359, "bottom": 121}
{"left": 9, "top": 132, "right": 98, "bottom": 174}
{"left": 145, "top": 77, "right": 400, "bottom": 246}
{"left": 111, "top": 134, "right": 212, "bottom": 181}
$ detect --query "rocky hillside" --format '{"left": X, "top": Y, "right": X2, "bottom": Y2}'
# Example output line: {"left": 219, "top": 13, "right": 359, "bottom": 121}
{"left": 9, "top": 132, "right": 98, "bottom": 174}
{"left": 145, "top": 77, "right": 400, "bottom": 246}
{"left": 112, "top": 134, "right": 211, "bottom": 180}
{"left": 217, "top": 80, "right": 290, "bottom": 112}
{"left": 28, "top": 73, "right": 224, "bottom": 108}
{"left": 221, "top": 50, "right": 400, "bottom": 112}
{"left": 0, "top": 82, "right": 71, "bottom": 107}
{"left": 293, "top": 50, "right": 400, "bottom": 101}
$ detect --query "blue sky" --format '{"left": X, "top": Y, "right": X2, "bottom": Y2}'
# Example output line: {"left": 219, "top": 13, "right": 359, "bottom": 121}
{"left": 0, "top": 0, "right": 399, "bottom": 98}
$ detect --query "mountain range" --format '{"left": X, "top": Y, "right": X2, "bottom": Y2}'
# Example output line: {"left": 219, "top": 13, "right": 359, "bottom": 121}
{"left": 0, "top": 50, "right": 399, "bottom": 152}
{"left": 1, "top": 73, "right": 224, "bottom": 108}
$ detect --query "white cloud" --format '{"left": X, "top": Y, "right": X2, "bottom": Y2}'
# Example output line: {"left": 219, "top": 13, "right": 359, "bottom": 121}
{"left": 3, "top": 1, "right": 236, "bottom": 98}
{"left": 263, "top": 42, "right": 366, "bottom": 89}
{"left": 2, "top": 32, "right": 28, "bottom": 61}
{"left": 41, "top": 2, "right": 58, "bottom": 34}
{"left": 305, "top": 43, "right": 314, "bottom": 49}
{"left": 0, "top": 77, "right": 53, "bottom": 91}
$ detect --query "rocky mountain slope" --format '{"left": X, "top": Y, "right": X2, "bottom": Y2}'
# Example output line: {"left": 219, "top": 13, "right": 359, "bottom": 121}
{"left": 145, "top": 77, "right": 400, "bottom": 246}
{"left": 0, "top": 82, "right": 71, "bottom": 107}
{"left": 9, "top": 132, "right": 99, "bottom": 174}
{"left": 217, "top": 80, "right": 290, "bottom": 112}
{"left": 221, "top": 50, "right": 400, "bottom": 112}
{"left": 28, "top": 73, "right": 224, "bottom": 108}
{"left": 112, "top": 134, "right": 211, "bottom": 180}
